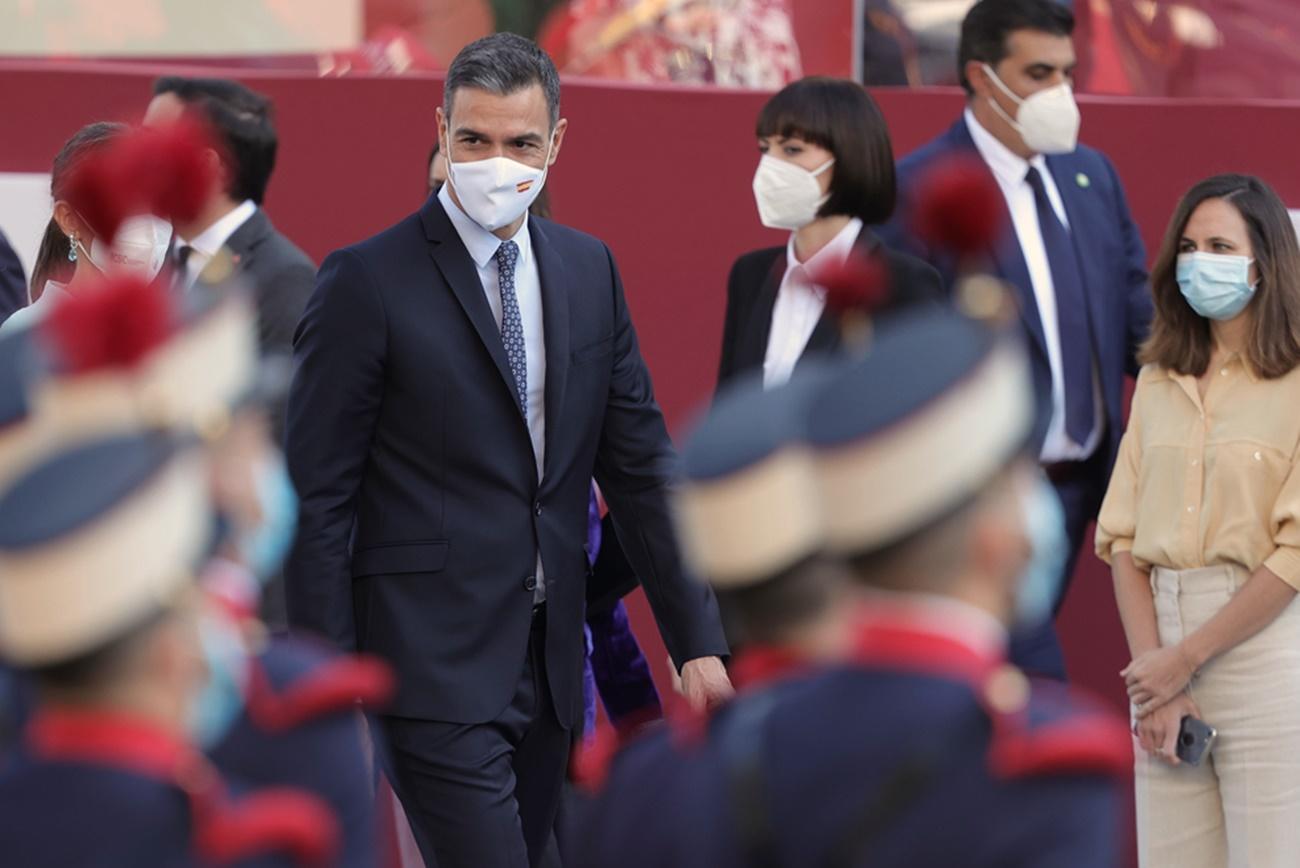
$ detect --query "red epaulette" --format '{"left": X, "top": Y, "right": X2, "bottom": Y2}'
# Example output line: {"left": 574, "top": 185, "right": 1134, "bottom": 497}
{"left": 982, "top": 678, "right": 1133, "bottom": 780}
{"left": 25, "top": 709, "right": 341, "bottom": 868}
{"left": 570, "top": 723, "right": 624, "bottom": 794}
{"left": 570, "top": 704, "right": 674, "bottom": 793}
{"left": 245, "top": 654, "right": 395, "bottom": 733}
{"left": 195, "top": 787, "right": 340, "bottom": 868}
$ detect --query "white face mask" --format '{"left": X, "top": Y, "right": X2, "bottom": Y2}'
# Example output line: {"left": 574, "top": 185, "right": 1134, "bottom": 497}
{"left": 446, "top": 135, "right": 553, "bottom": 232}
{"left": 982, "top": 65, "right": 1081, "bottom": 155}
{"left": 81, "top": 214, "right": 173, "bottom": 281}
{"left": 752, "top": 154, "right": 835, "bottom": 230}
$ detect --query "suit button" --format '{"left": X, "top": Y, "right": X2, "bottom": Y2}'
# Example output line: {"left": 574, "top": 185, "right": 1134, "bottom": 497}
{"left": 534, "top": 502, "right": 543, "bottom": 516}
{"left": 523, "top": 575, "right": 537, "bottom": 592}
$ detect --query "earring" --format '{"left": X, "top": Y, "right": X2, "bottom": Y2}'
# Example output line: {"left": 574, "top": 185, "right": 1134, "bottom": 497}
{"left": 67, "top": 235, "right": 77, "bottom": 262}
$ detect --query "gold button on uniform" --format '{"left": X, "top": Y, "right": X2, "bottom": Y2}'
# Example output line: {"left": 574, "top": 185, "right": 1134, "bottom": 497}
{"left": 985, "top": 665, "right": 1031, "bottom": 715}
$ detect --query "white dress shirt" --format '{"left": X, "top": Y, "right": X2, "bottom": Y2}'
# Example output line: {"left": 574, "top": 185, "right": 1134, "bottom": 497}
{"left": 174, "top": 199, "right": 258, "bottom": 290}
{"left": 964, "top": 109, "right": 1103, "bottom": 462}
{"left": 438, "top": 182, "right": 549, "bottom": 600}
{"left": 762, "top": 217, "right": 863, "bottom": 389}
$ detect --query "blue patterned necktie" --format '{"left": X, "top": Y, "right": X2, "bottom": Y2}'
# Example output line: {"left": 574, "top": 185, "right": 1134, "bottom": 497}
{"left": 1025, "top": 166, "right": 1094, "bottom": 446}
{"left": 495, "top": 240, "right": 527, "bottom": 415}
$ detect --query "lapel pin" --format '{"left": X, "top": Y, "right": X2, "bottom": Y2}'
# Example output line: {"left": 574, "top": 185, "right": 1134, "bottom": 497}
{"left": 1076, "top": 172, "right": 1091, "bottom": 189}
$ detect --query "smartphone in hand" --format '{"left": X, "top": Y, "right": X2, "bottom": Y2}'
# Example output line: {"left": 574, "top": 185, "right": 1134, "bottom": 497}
{"left": 1177, "top": 715, "right": 1217, "bottom": 766}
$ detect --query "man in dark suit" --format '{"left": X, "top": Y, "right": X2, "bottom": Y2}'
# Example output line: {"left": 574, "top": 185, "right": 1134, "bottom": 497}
{"left": 143, "top": 77, "right": 315, "bottom": 361}
{"left": 145, "top": 76, "right": 316, "bottom": 630}
{"left": 878, "top": 0, "right": 1152, "bottom": 681}
{"left": 286, "top": 33, "right": 732, "bottom": 868}
{"left": 0, "top": 229, "right": 27, "bottom": 324}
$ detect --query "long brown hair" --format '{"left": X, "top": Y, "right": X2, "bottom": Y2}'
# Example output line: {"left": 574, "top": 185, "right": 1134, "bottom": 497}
{"left": 1140, "top": 173, "right": 1300, "bottom": 379}
{"left": 29, "top": 122, "right": 127, "bottom": 301}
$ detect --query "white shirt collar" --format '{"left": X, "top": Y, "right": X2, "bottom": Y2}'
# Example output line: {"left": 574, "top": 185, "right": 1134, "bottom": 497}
{"left": 437, "top": 182, "right": 532, "bottom": 271}
{"left": 180, "top": 200, "right": 258, "bottom": 256}
{"left": 964, "top": 107, "right": 1048, "bottom": 189}
{"left": 784, "top": 217, "right": 864, "bottom": 286}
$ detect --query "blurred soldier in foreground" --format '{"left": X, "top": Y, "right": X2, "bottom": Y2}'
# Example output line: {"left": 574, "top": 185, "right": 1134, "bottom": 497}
{"left": 0, "top": 430, "right": 338, "bottom": 867}
{"left": 572, "top": 308, "right": 1131, "bottom": 867}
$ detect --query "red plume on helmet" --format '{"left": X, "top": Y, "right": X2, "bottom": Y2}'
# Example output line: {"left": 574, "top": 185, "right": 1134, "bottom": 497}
{"left": 122, "top": 117, "right": 222, "bottom": 230}
{"left": 811, "top": 250, "right": 890, "bottom": 352}
{"left": 60, "top": 117, "right": 221, "bottom": 244}
{"left": 910, "top": 155, "right": 1005, "bottom": 261}
{"left": 814, "top": 251, "right": 890, "bottom": 316}
{"left": 40, "top": 274, "right": 176, "bottom": 374}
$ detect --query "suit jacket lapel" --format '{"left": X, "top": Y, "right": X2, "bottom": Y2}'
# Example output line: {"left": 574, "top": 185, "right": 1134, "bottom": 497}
{"left": 797, "top": 226, "right": 880, "bottom": 367}
{"left": 950, "top": 118, "right": 1049, "bottom": 361}
{"left": 738, "top": 254, "right": 786, "bottom": 372}
{"left": 531, "top": 219, "right": 569, "bottom": 483}
{"left": 221, "top": 207, "right": 270, "bottom": 273}
{"left": 420, "top": 196, "right": 520, "bottom": 411}
{"left": 1046, "top": 156, "right": 1106, "bottom": 354}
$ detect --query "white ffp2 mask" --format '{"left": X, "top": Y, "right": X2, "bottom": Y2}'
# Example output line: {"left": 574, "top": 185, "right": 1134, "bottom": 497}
{"left": 82, "top": 214, "right": 173, "bottom": 281}
{"left": 983, "top": 65, "right": 1081, "bottom": 156}
{"left": 446, "top": 137, "right": 553, "bottom": 232}
{"left": 752, "top": 155, "right": 835, "bottom": 230}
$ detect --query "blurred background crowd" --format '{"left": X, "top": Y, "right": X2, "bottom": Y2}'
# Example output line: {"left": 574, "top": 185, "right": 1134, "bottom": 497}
{"left": 3, "top": 0, "right": 1299, "bottom": 97}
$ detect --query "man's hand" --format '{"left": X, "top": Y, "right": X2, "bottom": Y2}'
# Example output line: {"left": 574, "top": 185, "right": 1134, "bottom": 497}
{"left": 1124, "top": 644, "right": 1196, "bottom": 717}
{"left": 679, "top": 656, "right": 734, "bottom": 711}
{"left": 1135, "top": 692, "right": 1200, "bottom": 766}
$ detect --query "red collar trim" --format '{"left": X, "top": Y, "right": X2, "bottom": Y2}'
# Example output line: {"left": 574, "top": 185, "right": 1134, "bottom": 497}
{"left": 729, "top": 645, "right": 812, "bottom": 692}
{"left": 245, "top": 654, "right": 395, "bottom": 733}
{"left": 27, "top": 708, "right": 197, "bottom": 782}
{"left": 847, "top": 617, "right": 1003, "bottom": 687}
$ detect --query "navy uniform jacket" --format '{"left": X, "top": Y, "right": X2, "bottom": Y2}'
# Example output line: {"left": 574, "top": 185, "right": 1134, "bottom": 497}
{"left": 285, "top": 194, "right": 728, "bottom": 726}
{"left": 209, "top": 637, "right": 394, "bottom": 868}
{"left": 572, "top": 614, "right": 1130, "bottom": 868}
{"left": 0, "top": 708, "right": 339, "bottom": 867}
{"left": 877, "top": 117, "right": 1152, "bottom": 468}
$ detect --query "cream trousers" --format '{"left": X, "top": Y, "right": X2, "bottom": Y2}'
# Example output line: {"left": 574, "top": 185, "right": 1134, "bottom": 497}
{"left": 1137, "top": 565, "right": 1300, "bottom": 868}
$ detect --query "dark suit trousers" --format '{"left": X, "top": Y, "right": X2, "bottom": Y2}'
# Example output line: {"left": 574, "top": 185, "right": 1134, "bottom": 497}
{"left": 1008, "top": 449, "right": 1108, "bottom": 682}
{"left": 380, "top": 608, "right": 569, "bottom": 868}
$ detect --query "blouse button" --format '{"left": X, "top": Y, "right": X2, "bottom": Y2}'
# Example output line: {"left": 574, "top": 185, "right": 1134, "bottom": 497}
{"left": 1220, "top": 368, "right": 1230, "bottom": 376}
{"left": 1191, "top": 458, "right": 1199, "bottom": 466}
{"left": 1255, "top": 451, "right": 1263, "bottom": 461}
{"left": 1187, "top": 506, "right": 1195, "bottom": 513}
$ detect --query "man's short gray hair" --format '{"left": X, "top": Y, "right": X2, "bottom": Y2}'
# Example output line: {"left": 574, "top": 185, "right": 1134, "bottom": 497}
{"left": 444, "top": 33, "right": 562, "bottom": 129}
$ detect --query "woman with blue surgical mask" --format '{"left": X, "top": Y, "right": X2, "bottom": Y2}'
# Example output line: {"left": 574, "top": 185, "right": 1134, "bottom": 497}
{"left": 3, "top": 122, "right": 172, "bottom": 336}
{"left": 1097, "top": 174, "right": 1300, "bottom": 868}
{"left": 717, "top": 77, "right": 943, "bottom": 393}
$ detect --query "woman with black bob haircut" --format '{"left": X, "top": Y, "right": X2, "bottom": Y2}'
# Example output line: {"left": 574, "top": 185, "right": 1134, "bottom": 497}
{"left": 717, "top": 76, "right": 943, "bottom": 391}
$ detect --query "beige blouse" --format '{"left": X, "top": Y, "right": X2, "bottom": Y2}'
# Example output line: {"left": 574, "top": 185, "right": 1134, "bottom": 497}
{"left": 1096, "top": 355, "right": 1300, "bottom": 590}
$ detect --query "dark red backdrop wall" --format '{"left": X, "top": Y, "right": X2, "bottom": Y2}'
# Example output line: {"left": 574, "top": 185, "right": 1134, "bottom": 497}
{"left": 5, "top": 61, "right": 1300, "bottom": 719}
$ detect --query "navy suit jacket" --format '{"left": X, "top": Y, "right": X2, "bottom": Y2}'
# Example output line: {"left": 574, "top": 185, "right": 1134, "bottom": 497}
{"left": 0, "top": 230, "right": 28, "bottom": 325}
{"left": 285, "top": 194, "right": 728, "bottom": 726}
{"left": 879, "top": 118, "right": 1152, "bottom": 474}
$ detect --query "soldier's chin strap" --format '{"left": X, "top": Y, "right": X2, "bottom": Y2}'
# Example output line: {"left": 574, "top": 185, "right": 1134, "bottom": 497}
{"left": 720, "top": 688, "right": 987, "bottom": 868}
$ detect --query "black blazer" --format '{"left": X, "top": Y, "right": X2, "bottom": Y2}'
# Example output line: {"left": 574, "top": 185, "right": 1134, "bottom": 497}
{"left": 285, "top": 195, "right": 728, "bottom": 726}
{"left": 716, "top": 227, "right": 944, "bottom": 389}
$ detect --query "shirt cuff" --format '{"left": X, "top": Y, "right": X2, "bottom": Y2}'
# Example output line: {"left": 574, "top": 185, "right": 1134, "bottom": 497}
{"left": 1096, "top": 537, "right": 1133, "bottom": 565}
{"left": 1263, "top": 547, "right": 1300, "bottom": 591}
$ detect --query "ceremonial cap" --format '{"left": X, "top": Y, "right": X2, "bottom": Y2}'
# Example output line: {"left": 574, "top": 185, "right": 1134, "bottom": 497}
{"left": 807, "top": 309, "right": 1034, "bottom": 558}
{"left": 0, "top": 432, "right": 210, "bottom": 666}
{"left": 674, "top": 367, "right": 837, "bottom": 589}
